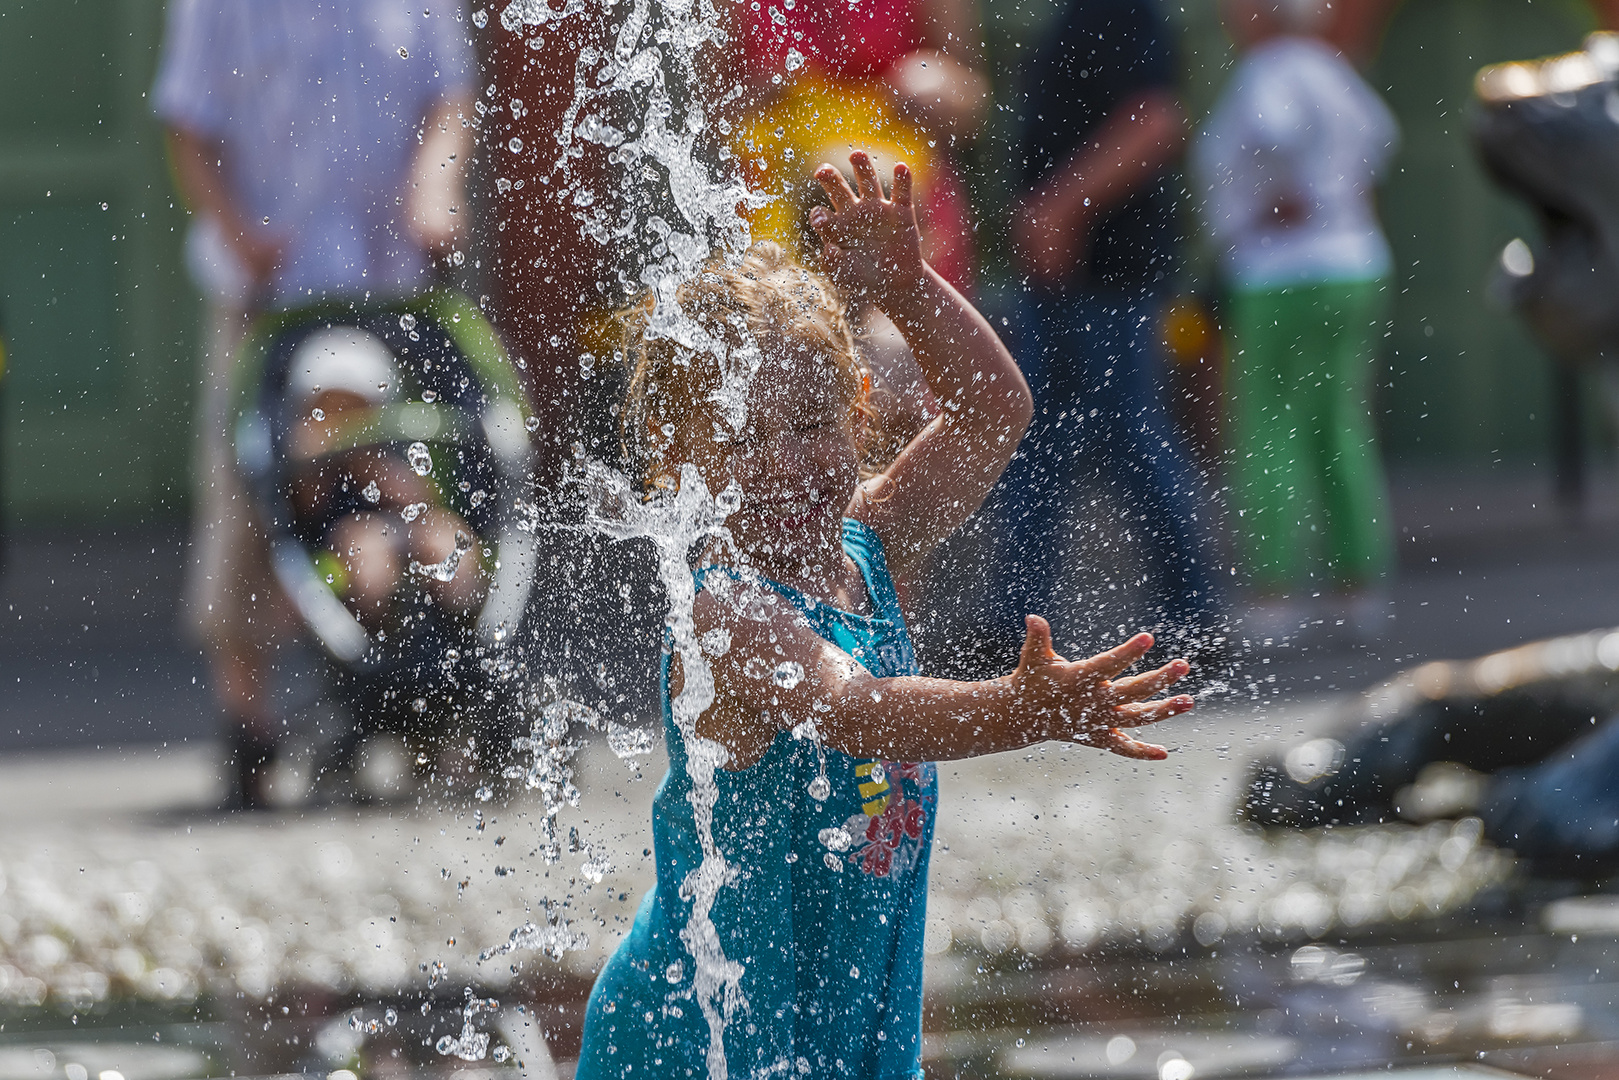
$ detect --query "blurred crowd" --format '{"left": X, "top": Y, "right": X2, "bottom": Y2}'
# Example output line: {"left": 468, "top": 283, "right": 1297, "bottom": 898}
{"left": 149, "top": 0, "right": 1496, "bottom": 806}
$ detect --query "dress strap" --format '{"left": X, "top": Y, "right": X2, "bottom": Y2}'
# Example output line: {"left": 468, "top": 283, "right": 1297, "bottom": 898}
{"left": 840, "top": 519, "right": 905, "bottom": 625}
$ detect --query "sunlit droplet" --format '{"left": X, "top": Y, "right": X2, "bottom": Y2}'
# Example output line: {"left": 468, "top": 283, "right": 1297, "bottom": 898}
{"left": 407, "top": 441, "right": 433, "bottom": 476}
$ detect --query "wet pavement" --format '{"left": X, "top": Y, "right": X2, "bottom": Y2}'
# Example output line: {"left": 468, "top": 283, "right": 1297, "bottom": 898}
{"left": 0, "top": 691, "right": 1614, "bottom": 1080}
{"left": 5, "top": 469, "right": 1619, "bottom": 1078}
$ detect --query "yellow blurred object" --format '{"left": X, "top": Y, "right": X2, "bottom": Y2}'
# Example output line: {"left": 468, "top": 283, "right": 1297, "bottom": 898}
{"left": 735, "top": 74, "right": 937, "bottom": 263}
{"left": 1162, "top": 296, "right": 1217, "bottom": 368}
{"left": 314, "top": 549, "right": 349, "bottom": 596}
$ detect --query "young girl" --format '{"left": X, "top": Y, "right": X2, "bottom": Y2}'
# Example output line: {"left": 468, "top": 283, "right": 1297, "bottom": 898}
{"left": 575, "top": 152, "right": 1193, "bottom": 1080}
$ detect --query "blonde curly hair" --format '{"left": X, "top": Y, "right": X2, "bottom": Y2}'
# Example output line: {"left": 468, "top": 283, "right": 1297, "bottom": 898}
{"left": 619, "top": 242, "right": 883, "bottom": 490}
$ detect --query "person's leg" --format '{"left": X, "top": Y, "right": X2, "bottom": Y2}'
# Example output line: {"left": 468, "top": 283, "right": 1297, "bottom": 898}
{"left": 1225, "top": 287, "right": 1314, "bottom": 593}
{"left": 188, "top": 303, "right": 282, "bottom": 809}
{"left": 1079, "top": 293, "right": 1223, "bottom": 639}
{"left": 991, "top": 290, "right": 1066, "bottom": 641}
{"left": 1315, "top": 279, "right": 1395, "bottom": 590}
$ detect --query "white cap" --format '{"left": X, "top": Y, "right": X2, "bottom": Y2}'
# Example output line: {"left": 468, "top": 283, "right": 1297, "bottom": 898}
{"left": 287, "top": 327, "right": 401, "bottom": 404}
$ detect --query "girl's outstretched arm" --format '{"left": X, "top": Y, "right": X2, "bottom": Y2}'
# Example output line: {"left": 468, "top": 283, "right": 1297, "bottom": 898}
{"left": 686, "top": 583, "right": 1191, "bottom": 769}
{"left": 809, "top": 152, "right": 1033, "bottom": 582}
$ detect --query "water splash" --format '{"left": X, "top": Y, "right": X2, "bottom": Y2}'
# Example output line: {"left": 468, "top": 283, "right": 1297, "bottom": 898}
{"left": 479, "top": 900, "right": 591, "bottom": 963}
{"left": 495, "top": 0, "right": 775, "bottom": 1069}
{"left": 579, "top": 458, "right": 747, "bottom": 1077}
{"left": 435, "top": 988, "right": 500, "bottom": 1060}
{"left": 410, "top": 532, "right": 474, "bottom": 583}
{"left": 505, "top": 697, "right": 599, "bottom": 862}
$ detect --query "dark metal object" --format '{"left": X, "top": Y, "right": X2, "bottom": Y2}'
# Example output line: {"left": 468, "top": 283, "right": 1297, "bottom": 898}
{"left": 1472, "top": 34, "right": 1619, "bottom": 510}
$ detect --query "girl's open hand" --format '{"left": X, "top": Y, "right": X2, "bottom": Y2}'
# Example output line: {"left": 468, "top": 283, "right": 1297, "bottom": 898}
{"left": 1010, "top": 615, "right": 1192, "bottom": 760}
{"left": 808, "top": 151, "right": 927, "bottom": 303}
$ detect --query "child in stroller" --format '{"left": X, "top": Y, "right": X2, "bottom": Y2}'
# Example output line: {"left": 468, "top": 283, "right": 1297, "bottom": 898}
{"left": 233, "top": 291, "right": 538, "bottom": 800}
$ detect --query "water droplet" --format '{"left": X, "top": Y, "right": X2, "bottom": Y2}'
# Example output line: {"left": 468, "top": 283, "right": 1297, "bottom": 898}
{"left": 701, "top": 627, "right": 732, "bottom": 656}
{"left": 849, "top": 964, "right": 859, "bottom": 978}
{"left": 311, "top": 407, "right": 326, "bottom": 421}
{"left": 475, "top": 784, "right": 494, "bottom": 802}
{"left": 385, "top": 1007, "right": 398, "bottom": 1026}
{"left": 471, "top": 7, "right": 488, "bottom": 26}
{"left": 743, "top": 656, "right": 770, "bottom": 680}
{"left": 407, "top": 441, "right": 433, "bottom": 476}
{"left": 823, "top": 852, "right": 843, "bottom": 871}
{"left": 508, "top": 137, "right": 524, "bottom": 153}
{"left": 397, "top": 45, "right": 410, "bottom": 58}
{"left": 524, "top": 415, "right": 540, "bottom": 432}
{"left": 817, "top": 826, "right": 851, "bottom": 852}
{"left": 470, "top": 489, "right": 487, "bottom": 507}
{"left": 772, "top": 661, "right": 804, "bottom": 690}
{"left": 413, "top": 697, "right": 427, "bottom": 713}
{"left": 492, "top": 1046, "right": 510, "bottom": 1063}
{"left": 869, "top": 763, "right": 885, "bottom": 785}
{"left": 607, "top": 720, "right": 654, "bottom": 759}
{"left": 422, "top": 389, "right": 438, "bottom": 403}
{"left": 665, "top": 960, "right": 684, "bottom": 983}
{"left": 402, "top": 501, "right": 429, "bottom": 522}
{"left": 807, "top": 774, "right": 831, "bottom": 801}
{"left": 361, "top": 480, "right": 381, "bottom": 503}
{"left": 785, "top": 47, "right": 804, "bottom": 71}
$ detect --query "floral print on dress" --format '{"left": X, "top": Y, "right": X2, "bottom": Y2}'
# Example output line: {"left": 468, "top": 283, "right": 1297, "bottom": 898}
{"left": 845, "top": 761, "right": 934, "bottom": 880}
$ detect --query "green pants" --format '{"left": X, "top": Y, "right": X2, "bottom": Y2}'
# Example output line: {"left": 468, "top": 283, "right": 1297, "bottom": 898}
{"left": 1226, "top": 279, "right": 1394, "bottom": 591}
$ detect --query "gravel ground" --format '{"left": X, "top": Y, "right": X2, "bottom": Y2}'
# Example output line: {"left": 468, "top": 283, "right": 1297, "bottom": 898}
{"left": 0, "top": 684, "right": 1512, "bottom": 1013}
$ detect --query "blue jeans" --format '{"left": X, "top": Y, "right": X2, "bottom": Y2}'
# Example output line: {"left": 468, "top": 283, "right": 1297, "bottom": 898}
{"left": 992, "top": 288, "right": 1222, "bottom": 646}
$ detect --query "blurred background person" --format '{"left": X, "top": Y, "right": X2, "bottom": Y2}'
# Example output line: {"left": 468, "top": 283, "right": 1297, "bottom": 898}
{"left": 724, "top": 0, "right": 990, "bottom": 452}
{"left": 1003, "top": 0, "right": 1224, "bottom": 659}
{"left": 152, "top": 0, "right": 473, "bottom": 808}
{"left": 1191, "top": 0, "right": 1399, "bottom": 644}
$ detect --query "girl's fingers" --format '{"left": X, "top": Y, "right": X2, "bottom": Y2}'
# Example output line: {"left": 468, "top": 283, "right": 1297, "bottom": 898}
{"left": 891, "top": 162, "right": 912, "bottom": 208}
{"left": 1111, "top": 695, "right": 1194, "bottom": 727}
{"left": 1110, "top": 659, "right": 1190, "bottom": 702}
{"left": 1095, "top": 727, "right": 1169, "bottom": 761}
{"left": 1018, "top": 614, "right": 1056, "bottom": 669}
{"left": 849, "top": 151, "right": 883, "bottom": 200}
{"left": 815, "top": 164, "right": 858, "bottom": 212}
{"left": 1076, "top": 633, "right": 1154, "bottom": 682}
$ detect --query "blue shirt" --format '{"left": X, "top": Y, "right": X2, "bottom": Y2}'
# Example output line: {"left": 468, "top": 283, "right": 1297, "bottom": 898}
{"left": 577, "top": 520, "right": 937, "bottom": 1080}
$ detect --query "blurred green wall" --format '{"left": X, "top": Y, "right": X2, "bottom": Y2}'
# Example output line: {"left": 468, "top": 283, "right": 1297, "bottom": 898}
{"left": 1368, "top": 0, "right": 1593, "bottom": 466}
{"left": 0, "top": 0, "right": 1601, "bottom": 525}
{"left": 0, "top": 0, "right": 196, "bottom": 526}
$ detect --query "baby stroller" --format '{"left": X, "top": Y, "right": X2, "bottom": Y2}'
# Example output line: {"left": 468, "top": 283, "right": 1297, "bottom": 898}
{"left": 233, "top": 291, "right": 538, "bottom": 796}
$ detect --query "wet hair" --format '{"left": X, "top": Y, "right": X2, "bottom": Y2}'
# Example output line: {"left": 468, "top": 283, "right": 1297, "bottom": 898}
{"left": 619, "top": 242, "right": 883, "bottom": 490}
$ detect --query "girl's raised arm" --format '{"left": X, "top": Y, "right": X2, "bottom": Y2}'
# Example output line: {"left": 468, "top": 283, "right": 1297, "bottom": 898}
{"left": 809, "top": 152, "right": 1033, "bottom": 583}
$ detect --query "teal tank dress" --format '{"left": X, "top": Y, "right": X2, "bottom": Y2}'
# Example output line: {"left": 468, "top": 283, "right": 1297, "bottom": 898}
{"left": 576, "top": 519, "right": 938, "bottom": 1080}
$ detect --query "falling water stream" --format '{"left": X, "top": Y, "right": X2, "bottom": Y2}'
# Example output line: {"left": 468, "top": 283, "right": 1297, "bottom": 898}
{"left": 459, "top": 0, "right": 776, "bottom": 1072}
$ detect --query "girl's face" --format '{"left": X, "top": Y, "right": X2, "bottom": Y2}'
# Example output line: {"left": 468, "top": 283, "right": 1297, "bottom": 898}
{"left": 686, "top": 342, "right": 863, "bottom": 563}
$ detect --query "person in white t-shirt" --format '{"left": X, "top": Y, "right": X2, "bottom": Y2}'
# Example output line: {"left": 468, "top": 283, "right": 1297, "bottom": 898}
{"left": 152, "top": 0, "right": 474, "bottom": 807}
{"left": 1191, "top": 0, "right": 1399, "bottom": 642}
